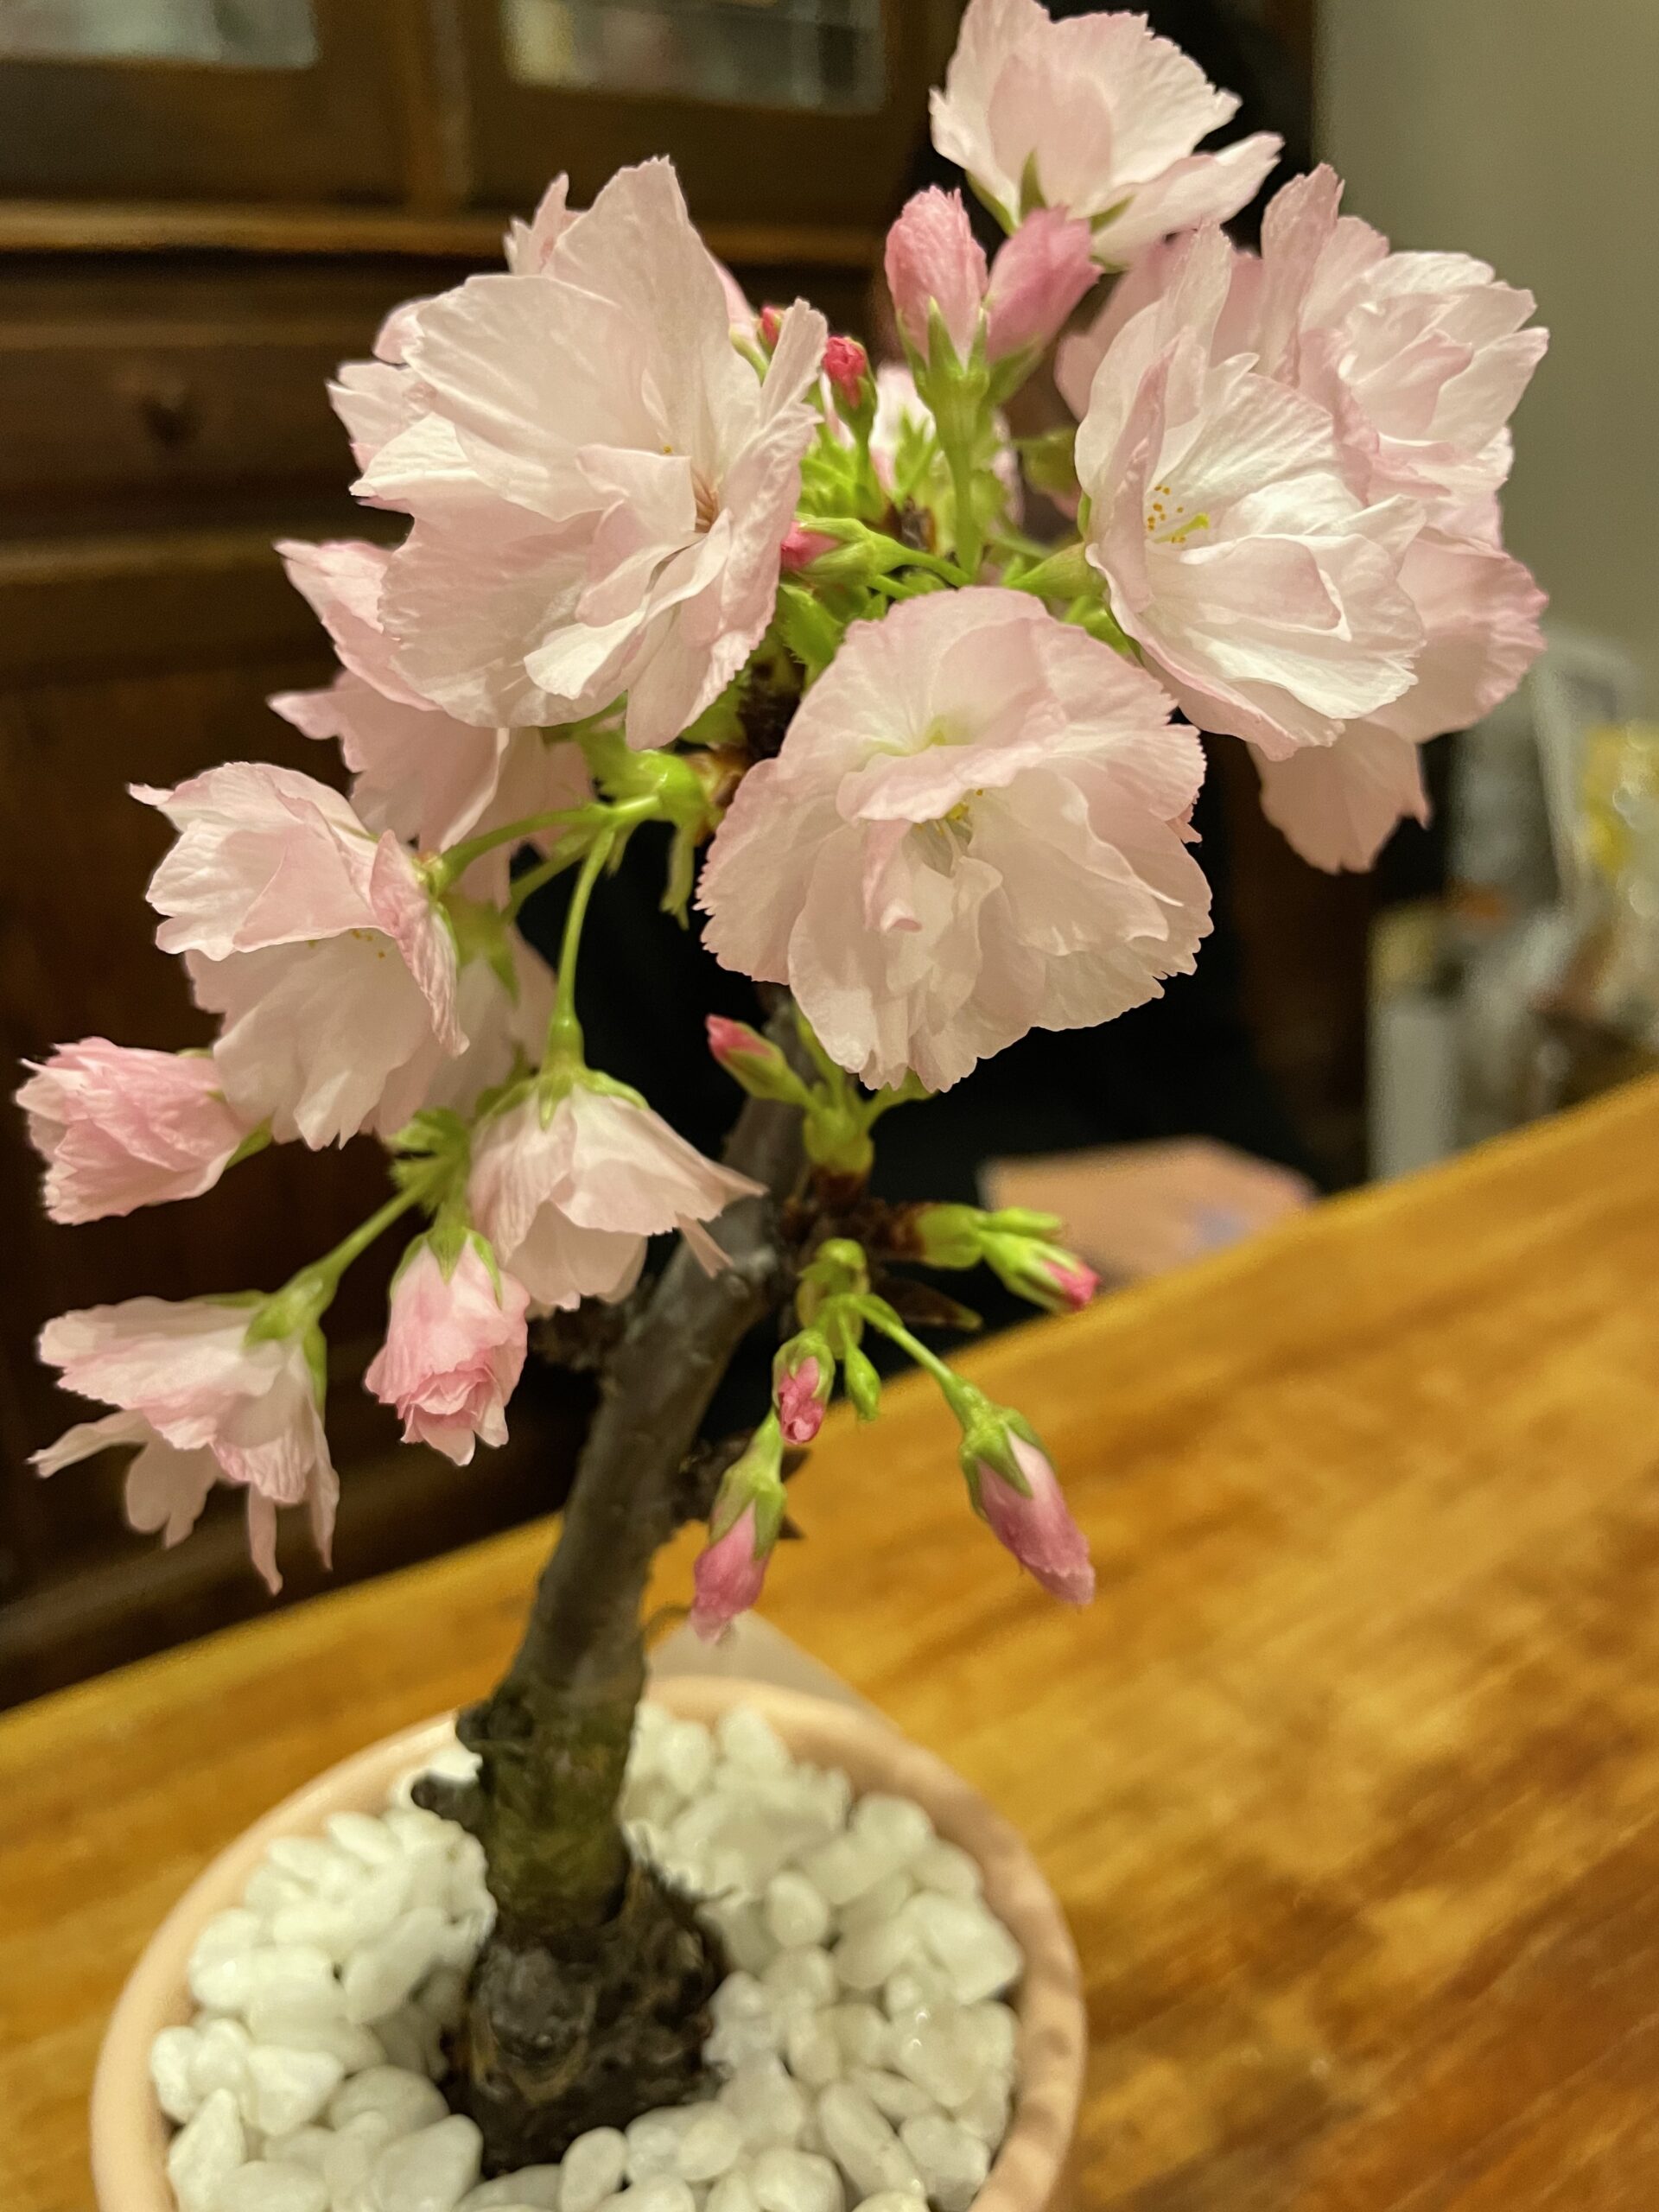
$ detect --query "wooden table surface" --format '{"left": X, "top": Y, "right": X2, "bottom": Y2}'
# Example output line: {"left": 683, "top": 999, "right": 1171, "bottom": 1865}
{"left": 7, "top": 1077, "right": 1659, "bottom": 2212}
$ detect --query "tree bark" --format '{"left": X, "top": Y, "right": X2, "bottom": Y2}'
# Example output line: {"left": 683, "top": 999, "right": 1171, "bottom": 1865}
{"left": 416, "top": 1012, "right": 809, "bottom": 2170}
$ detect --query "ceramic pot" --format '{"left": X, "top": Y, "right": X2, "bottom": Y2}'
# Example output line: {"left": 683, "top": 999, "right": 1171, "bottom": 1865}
{"left": 92, "top": 1677, "right": 1085, "bottom": 2211}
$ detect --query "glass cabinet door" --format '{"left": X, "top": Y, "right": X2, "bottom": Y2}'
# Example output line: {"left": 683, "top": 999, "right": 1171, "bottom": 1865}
{"left": 501, "top": 0, "right": 886, "bottom": 114}
{"left": 467, "top": 0, "right": 938, "bottom": 232}
{"left": 0, "top": 0, "right": 402, "bottom": 202}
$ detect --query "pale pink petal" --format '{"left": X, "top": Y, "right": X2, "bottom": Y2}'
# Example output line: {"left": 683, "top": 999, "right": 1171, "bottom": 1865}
{"left": 18, "top": 1040, "right": 249, "bottom": 1224}
{"left": 1257, "top": 724, "right": 1429, "bottom": 873}
{"left": 977, "top": 1433, "right": 1094, "bottom": 1604}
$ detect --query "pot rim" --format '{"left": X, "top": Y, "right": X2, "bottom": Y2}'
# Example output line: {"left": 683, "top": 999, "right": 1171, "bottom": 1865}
{"left": 92, "top": 1675, "right": 1084, "bottom": 2212}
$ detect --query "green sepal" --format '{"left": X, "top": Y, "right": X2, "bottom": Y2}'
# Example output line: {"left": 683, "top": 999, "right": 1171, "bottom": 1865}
{"left": 842, "top": 1344, "right": 881, "bottom": 1422}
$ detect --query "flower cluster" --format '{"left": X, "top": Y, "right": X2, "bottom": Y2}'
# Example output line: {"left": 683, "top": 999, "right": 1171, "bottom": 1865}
{"left": 23, "top": 0, "right": 1543, "bottom": 1622}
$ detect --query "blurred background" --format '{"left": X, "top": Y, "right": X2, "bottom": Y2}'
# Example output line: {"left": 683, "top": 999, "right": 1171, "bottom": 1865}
{"left": 0, "top": 0, "right": 1652, "bottom": 1703}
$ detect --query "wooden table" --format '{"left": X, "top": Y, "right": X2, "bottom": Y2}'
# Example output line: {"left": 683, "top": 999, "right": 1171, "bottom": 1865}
{"left": 7, "top": 1077, "right": 1659, "bottom": 2212}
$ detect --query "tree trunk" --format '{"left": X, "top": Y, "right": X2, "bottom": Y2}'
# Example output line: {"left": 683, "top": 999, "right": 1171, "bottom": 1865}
{"left": 416, "top": 1017, "right": 808, "bottom": 2171}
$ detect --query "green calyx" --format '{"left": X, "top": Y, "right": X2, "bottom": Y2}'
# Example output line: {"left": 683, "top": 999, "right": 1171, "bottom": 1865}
{"left": 709, "top": 1413, "right": 788, "bottom": 1547}
{"left": 953, "top": 1387, "right": 1043, "bottom": 1500}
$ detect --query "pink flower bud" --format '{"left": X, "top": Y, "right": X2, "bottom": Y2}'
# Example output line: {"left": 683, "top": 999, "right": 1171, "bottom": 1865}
{"left": 773, "top": 1332, "right": 834, "bottom": 1446}
{"left": 1043, "top": 1255, "right": 1101, "bottom": 1312}
{"left": 985, "top": 208, "right": 1099, "bottom": 362}
{"left": 779, "top": 523, "right": 840, "bottom": 574}
{"left": 365, "top": 1237, "right": 529, "bottom": 1466}
{"left": 690, "top": 1502, "right": 771, "bottom": 1643}
{"left": 758, "top": 304, "right": 785, "bottom": 351}
{"left": 884, "top": 188, "right": 988, "bottom": 363}
{"left": 18, "top": 1040, "right": 252, "bottom": 1224}
{"left": 705, "top": 1014, "right": 809, "bottom": 1106}
{"left": 975, "top": 1433, "right": 1095, "bottom": 1605}
{"left": 823, "top": 334, "right": 872, "bottom": 410}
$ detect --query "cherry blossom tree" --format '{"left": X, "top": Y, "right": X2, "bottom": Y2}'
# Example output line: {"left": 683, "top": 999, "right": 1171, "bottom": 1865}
{"left": 22, "top": 0, "right": 1546, "bottom": 2171}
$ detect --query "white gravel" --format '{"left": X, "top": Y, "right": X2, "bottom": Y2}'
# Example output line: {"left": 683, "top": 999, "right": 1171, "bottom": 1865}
{"left": 154, "top": 1704, "right": 1020, "bottom": 2212}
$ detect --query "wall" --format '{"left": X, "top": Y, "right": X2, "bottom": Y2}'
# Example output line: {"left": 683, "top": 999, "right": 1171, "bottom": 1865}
{"left": 1319, "top": 0, "right": 1659, "bottom": 704}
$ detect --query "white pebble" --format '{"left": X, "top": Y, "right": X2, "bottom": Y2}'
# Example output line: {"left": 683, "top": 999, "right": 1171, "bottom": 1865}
{"left": 323, "top": 2113, "right": 396, "bottom": 2205}
{"left": 659, "top": 1719, "right": 717, "bottom": 1796}
{"left": 833, "top": 1918, "right": 916, "bottom": 1995}
{"left": 837, "top": 1875, "right": 914, "bottom": 1941}
{"left": 369, "top": 2114, "right": 482, "bottom": 2212}
{"left": 703, "top": 1898, "right": 779, "bottom": 1978}
{"left": 764, "top": 1872, "right": 831, "bottom": 1952}
{"left": 149, "top": 2024, "right": 201, "bottom": 2123}
{"left": 825, "top": 2006, "right": 888, "bottom": 2069}
{"left": 606, "top": 2183, "right": 695, "bottom": 2212}
{"left": 264, "top": 2126, "right": 334, "bottom": 2172}
{"left": 191, "top": 2018, "right": 252, "bottom": 2104}
{"left": 749, "top": 2145, "right": 845, "bottom": 2212}
{"left": 955, "top": 2071, "right": 1012, "bottom": 2146}
{"left": 248, "top": 1989, "right": 383, "bottom": 2072}
{"left": 561, "top": 2127, "right": 628, "bottom": 2212}
{"left": 903, "top": 1896, "right": 1021, "bottom": 2006}
{"left": 676, "top": 2106, "right": 744, "bottom": 2181}
{"left": 899, "top": 2113, "right": 989, "bottom": 2212}
{"left": 887, "top": 2016, "right": 982, "bottom": 2112}
{"left": 849, "top": 2069, "right": 935, "bottom": 2126}
{"left": 461, "top": 2165, "right": 563, "bottom": 2209}
{"left": 814, "top": 2086, "right": 923, "bottom": 2202}
{"left": 785, "top": 2012, "right": 843, "bottom": 2088}
{"left": 719, "top": 2057, "right": 808, "bottom": 2149}
{"left": 245, "top": 2044, "right": 345, "bottom": 2135}
{"left": 797, "top": 1837, "right": 885, "bottom": 1910}
{"left": 911, "top": 1842, "right": 981, "bottom": 1901}
{"left": 849, "top": 2198, "right": 928, "bottom": 2212}
{"left": 328, "top": 1810, "right": 404, "bottom": 1867}
{"left": 849, "top": 1796, "right": 932, "bottom": 1866}
{"left": 763, "top": 1947, "right": 840, "bottom": 2018}
{"left": 716, "top": 1708, "right": 791, "bottom": 1776}
{"left": 165, "top": 2087, "right": 245, "bottom": 2212}
{"left": 342, "top": 1905, "right": 450, "bottom": 2024}
{"left": 625, "top": 2107, "right": 696, "bottom": 2183}
{"left": 328, "top": 2065, "right": 450, "bottom": 2138}
{"left": 192, "top": 1942, "right": 336, "bottom": 2018}
{"left": 705, "top": 2176, "right": 760, "bottom": 2212}
{"left": 217, "top": 2161, "right": 330, "bottom": 2212}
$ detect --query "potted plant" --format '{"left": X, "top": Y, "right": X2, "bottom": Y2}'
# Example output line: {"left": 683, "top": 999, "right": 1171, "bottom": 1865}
{"left": 22, "top": 4, "right": 1546, "bottom": 2206}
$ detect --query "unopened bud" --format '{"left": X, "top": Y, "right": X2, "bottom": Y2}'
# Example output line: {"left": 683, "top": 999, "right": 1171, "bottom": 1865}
{"left": 690, "top": 1417, "right": 786, "bottom": 1643}
{"left": 957, "top": 1400, "right": 1093, "bottom": 1605}
{"left": 773, "top": 1331, "right": 835, "bottom": 1446}
{"left": 706, "top": 1016, "right": 810, "bottom": 1107}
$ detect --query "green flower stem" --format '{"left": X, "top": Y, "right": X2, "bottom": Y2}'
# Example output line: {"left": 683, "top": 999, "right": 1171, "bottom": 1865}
{"left": 946, "top": 443, "right": 983, "bottom": 581}
{"left": 855, "top": 1300, "right": 960, "bottom": 1393}
{"left": 545, "top": 829, "right": 615, "bottom": 1065}
{"left": 505, "top": 834, "right": 589, "bottom": 921}
{"left": 1007, "top": 542, "right": 1092, "bottom": 601}
{"left": 245, "top": 1171, "right": 442, "bottom": 1345}
{"left": 430, "top": 796, "right": 658, "bottom": 897}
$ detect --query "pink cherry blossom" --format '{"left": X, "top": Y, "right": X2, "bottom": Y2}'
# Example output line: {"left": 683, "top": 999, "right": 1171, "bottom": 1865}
{"left": 884, "top": 188, "right": 988, "bottom": 363}
{"left": 689, "top": 1503, "right": 770, "bottom": 1643}
{"left": 365, "top": 1238, "right": 530, "bottom": 1465}
{"left": 1247, "top": 166, "right": 1548, "bottom": 515}
{"left": 356, "top": 161, "right": 828, "bottom": 751}
{"left": 779, "top": 523, "right": 840, "bottom": 574}
{"left": 420, "top": 932, "right": 555, "bottom": 1119}
{"left": 271, "top": 538, "right": 590, "bottom": 904}
{"left": 976, "top": 1432, "right": 1094, "bottom": 1604}
{"left": 467, "top": 1084, "right": 764, "bottom": 1313}
{"left": 34, "top": 1297, "right": 337, "bottom": 1592}
{"left": 137, "top": 764, "right": 463, "bottom": 1147}
{"left": 700, "top": 589, "right": 1210, "bottom": 1093}
{"left": 503, "top": 174, "right": 575, "bottom": 274}
{"left": 19, "top": 1040, "right": 251, "bottom": 1224}
{"left": 1071, "top": 224, "right": 1426, "bottom": 756}
{"left": 931, "top": 0, "right": 1280, "bottom": 264}
{"left": 1257, "top": 527, "right": 1545, "bottom": 870}
{"left": 984, "top": 207, "right": 1098, "bottom": 363}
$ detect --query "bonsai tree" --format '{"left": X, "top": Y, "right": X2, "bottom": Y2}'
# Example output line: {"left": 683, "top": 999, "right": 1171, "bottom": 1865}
{"left": 22, "top": 0, "right": 1547, "bottom": 2174}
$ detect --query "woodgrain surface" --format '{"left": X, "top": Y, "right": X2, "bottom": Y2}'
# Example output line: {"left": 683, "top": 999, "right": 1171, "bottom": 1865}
{"left": 5, "top": 1077, "right": 1659, "bottom": 2211}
